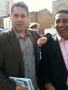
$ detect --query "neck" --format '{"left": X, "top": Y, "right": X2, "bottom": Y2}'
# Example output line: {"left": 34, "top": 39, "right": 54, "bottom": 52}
{"left": 19, "top": 30, "right": 25, "bottom": 38}
{"left": 13, "top": 27, "right": 26, "bottom": 38}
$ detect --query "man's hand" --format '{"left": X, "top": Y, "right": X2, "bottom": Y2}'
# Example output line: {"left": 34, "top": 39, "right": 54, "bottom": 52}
{"left": 16, "top": 86, "right": 28, "bottom": 90}
{"left": 45, "top": 83, "right": 56, "bottom": 90}
{"left": 37, "top": 36, "right": 47, "bottom": 47}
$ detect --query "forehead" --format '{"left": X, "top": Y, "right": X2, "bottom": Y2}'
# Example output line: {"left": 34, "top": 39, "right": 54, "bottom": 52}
{"left": 11, "top": 6, "right": 28, "bottom": 15}
{"left": 55, "top": 13, "right": 68, "bottom": 20}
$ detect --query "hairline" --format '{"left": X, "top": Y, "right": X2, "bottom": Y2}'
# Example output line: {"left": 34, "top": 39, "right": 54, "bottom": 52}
{"left": 54, "top": 10, "right": 68, "bottom": 21}
{"left": 11, "top": 2, "right": 29, "bottom": 15}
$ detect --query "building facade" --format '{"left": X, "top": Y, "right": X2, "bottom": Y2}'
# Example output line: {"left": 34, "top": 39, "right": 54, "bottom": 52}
{"left": 0, "top": 0, "right": 13, "bottom": 17}
{"left": 52, "top": 0, "right": 68, "bottom": 17}
{"left": 30, "top": 9, "right": 52, "bottom": 29}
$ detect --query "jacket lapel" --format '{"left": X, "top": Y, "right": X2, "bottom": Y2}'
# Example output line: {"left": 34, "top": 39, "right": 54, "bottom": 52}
{"left": 55, "top": 40, "right": 67, "bottom": 71}
{"left": 8, "top": 30, "right": 24, "bottom": 76}
{"left": 8, "top": 30, "right": 22, "bottom": 60}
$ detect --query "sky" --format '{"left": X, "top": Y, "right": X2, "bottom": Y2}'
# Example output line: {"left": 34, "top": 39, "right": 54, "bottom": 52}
{"left": 14, "top": 0, "right": 55, "bottom": 12}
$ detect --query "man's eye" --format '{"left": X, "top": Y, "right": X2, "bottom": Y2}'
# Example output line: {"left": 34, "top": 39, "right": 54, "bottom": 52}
{"left": 14, "top": 14, "right": 18, "bottom": 17}
{"left": 56, "top": 19, "right": 68, "bottom": 23}
{"left": 21, "top": 15, "right": 27, "bottom": 17}
{"left": 62, "top": 19, "right": 68, "bottom": 23}
{"left": 56, "top": 20, "right": 60, "bottom": 23}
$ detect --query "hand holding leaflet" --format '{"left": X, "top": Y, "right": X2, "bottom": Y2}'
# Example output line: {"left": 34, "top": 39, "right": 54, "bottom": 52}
{"left": 9, "top": 77, "right": 35, "bottom": 90}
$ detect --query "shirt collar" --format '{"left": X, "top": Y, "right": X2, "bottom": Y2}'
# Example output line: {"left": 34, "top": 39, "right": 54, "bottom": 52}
{"left": 57, "top": 34, "right": 68, "bottom": 42}
{"left": 13, "top": 27, "right": 30, "bottom": 39}
{"left": 57, "top": 34, "right": 62, "bottom": 41}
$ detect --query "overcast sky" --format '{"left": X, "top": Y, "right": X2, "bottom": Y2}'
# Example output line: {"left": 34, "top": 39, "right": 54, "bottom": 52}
{"left": 14, "top": 0, "right": 55, "bottom": 12}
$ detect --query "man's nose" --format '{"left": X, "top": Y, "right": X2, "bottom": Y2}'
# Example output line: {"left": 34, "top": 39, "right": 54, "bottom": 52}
{"left": 18, "top": 16, "right": 22, "bottom": 21}
{"left": 59, "top": 21, "right": 64, "bottom": 26}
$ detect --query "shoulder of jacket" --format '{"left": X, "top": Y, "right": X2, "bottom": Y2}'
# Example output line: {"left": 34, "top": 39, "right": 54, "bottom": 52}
{"left": 0, "top": 29, "right": 12, "bottom": 39}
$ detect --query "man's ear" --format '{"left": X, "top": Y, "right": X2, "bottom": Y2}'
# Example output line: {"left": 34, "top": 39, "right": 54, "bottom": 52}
{"left": 52, "top": 23, "right": 56, "bottom": 28}
{"left": 51, "top": 23, "right": 54, "bottom": 27}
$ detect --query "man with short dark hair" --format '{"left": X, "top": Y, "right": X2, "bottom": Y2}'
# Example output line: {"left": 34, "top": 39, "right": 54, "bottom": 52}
{"left": 38, "top": 10, "right": 68, "bottom": 90}
{"left": 0, "top": 2, "right": 40, "bottom": 90}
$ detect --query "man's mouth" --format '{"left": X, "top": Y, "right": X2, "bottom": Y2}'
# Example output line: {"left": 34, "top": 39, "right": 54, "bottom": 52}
{"left": 59, "top": 28, "right": 65, "bottom": 31}
{"left": 17, "top": 24, "right": 22, "bottom": 25}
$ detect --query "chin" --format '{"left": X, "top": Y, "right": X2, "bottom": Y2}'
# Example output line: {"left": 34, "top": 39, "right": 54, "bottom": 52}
{"left": 61, "top": 35, "right": 68, "bottom": 39}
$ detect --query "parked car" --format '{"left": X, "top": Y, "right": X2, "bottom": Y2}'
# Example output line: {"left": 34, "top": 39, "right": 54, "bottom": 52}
{"left": 0, "top": 28, "right": 5, "bottom": 33}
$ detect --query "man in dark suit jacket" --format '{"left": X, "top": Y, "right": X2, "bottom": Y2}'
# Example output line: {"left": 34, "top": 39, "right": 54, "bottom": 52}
{"left": 38, "top": 10, "right": 68, "bottom": 90}
{"left": 0, "top": 2, "right": 40, "bottom": 90}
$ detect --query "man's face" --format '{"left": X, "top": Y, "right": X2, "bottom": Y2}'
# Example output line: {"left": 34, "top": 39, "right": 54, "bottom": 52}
{"left": 54, "top": 13, "right": 68, "bottom": 39}
{"left": 10, "top": 6, "right": 29, "bottom": 32}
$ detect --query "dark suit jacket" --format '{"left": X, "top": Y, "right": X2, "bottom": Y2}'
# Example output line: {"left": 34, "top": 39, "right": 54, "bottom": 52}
{"left": 38, "top": 35, "right": 67, "bottom": 90}
{"left": 0, "top": 29, "right": 40, "bottom": 90}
